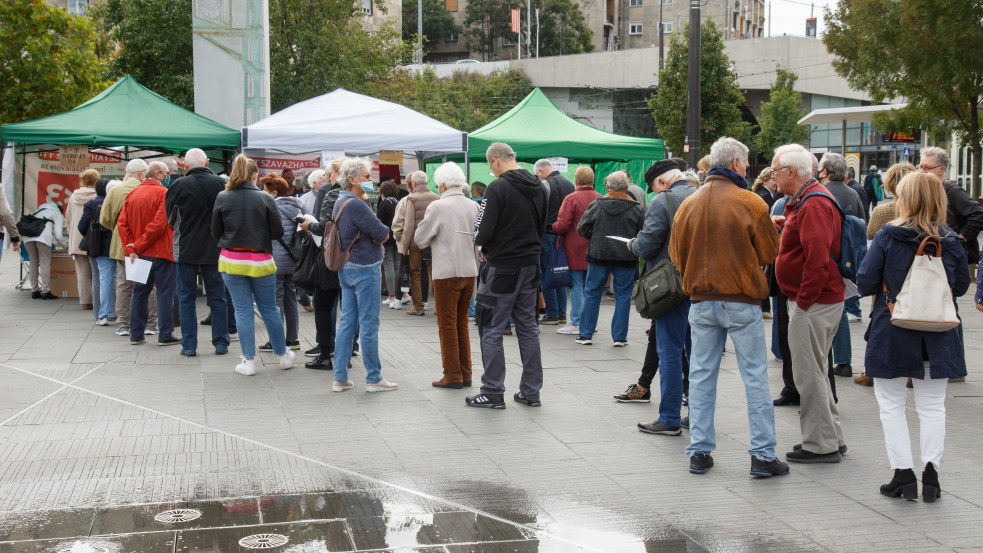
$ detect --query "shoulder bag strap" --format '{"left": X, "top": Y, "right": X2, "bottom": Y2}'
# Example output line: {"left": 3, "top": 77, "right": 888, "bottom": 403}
{"left": 332, "top": 197, "right": 362, "bottom": 253}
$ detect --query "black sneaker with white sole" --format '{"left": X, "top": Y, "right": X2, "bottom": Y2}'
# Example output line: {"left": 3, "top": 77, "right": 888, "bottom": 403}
{"left": 689, "top": 453, "right": 714, "bottom": 474}
{"left": 574, "top": 336, "right": 592, "bottom": 345}
{"left": 513, "top": 392, "right": 541, "bottom": 407}
{"left": 257, "top": 341, "right": 274, "bottom": 352}
{"left": 750, "top": 456, "right": 790, "bottom": 478}
{"left": 637, "top": 421, "right": 682, "bottom": 435}
{"left": 305, "top": 345, "right": 321, "bottom": 358}
{"left": 465, "top": 393, "right": 505, "bottom": 409}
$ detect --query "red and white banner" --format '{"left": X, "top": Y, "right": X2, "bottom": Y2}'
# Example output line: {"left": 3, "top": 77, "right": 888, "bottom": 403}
{"left": 253, "top": 153, "right": 323, "bottom": 182}
{"left": 23, "top": 151, "right": 128, "bottom": 212}
{"left": 510, "top": 8, "right": 520, "bottom": 33}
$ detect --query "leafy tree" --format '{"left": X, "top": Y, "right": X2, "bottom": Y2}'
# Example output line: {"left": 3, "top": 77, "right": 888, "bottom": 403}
{"left": 0, "top": 0, "right": 108, "bottom": 126}
{"left": 824, "top": 0, "right": 983, "bottom": 197}
{"left": 269, "top": 0, "right": 409, "bottom": 112}
{"left": 89, "top": 0, "right": 194, "bottom": 109}
{"left": 648, "top": 21, "right": 751, "bottom": 157}
{"left": 464, "top": 0, "right": 592, "bottom": 60}
{"left": 754, "top": 68, "right": 810, "bottom": 157}
{"left": 402, "top": 0, "right": 458, "bottom": 48}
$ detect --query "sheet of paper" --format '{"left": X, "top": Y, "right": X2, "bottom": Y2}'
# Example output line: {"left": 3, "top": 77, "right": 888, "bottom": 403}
{"left": 843, "top": 278, "right": 860, "bottom": 300}
{"left": 300, "top": 215, "right": 321, "bottom": 246}
{"left": 125, "top": 257, "right": 152, "bottom": 284}
{"left": 606, "top": 235, "right": 632, "bottom": 243}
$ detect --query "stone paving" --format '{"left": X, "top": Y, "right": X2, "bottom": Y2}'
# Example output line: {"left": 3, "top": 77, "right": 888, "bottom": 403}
{"left": 1, "top": 253, "right": 983, "bottom": 552}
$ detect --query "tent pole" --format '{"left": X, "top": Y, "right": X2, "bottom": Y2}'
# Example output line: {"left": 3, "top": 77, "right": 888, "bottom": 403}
{"left": 465, "top": 151, "right": 470, "bottom": 183}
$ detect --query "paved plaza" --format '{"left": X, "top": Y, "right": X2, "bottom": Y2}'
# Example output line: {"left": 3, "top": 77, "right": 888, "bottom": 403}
{"left": 1, "top": 252, "right": 983, "bottom": 552}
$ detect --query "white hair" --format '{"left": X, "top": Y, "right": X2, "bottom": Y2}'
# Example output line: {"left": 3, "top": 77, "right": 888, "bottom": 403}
{"left": 162, "top": 156, "right": 179, "bottom": 173}
{"left": 709, "top": 137, "right": 749, "bottom": 169}
{"left": 604, "top": 171, "right": 629, "bottom": 191}
{"left": 125, "top": 158, "right": 148, "bottom": 174}
{"left": 659, "top": 169, "right": 685, "bottom": 186}
{"left": 184, "top": 148, "right": 208, "bottom": 168}
{"left": 409, "top": 170, "right": 429, "bottom": 189}
{"left": 921, "top": 146, "right": 949, "bottom": 168}
{"left": 339, "top": 157, "right": 371, "bottom": 190}
{"left": 434, "top": 162, "right": 467, "bottom": 189}
{"left": 773, "top": 144, "right": 813, "bottom": 178}
{"left": 106, "top": 179, "right": 123, "bottom": 195}
{"left": 307, "top": 169, "right": 327, "bottom": 186}
{"left": 534, "top": 159, "right": 553, "bottom": 172}
{"left": 682, "top": 170, "right": 700, "bottom": 184}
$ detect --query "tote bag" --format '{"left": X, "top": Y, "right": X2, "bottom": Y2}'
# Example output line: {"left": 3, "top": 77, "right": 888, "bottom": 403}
{"left": 884, "top": 236, "right": 960, "bottom": 332}
{"left": 542, "top": 236, "right": 571, "bottom": 290}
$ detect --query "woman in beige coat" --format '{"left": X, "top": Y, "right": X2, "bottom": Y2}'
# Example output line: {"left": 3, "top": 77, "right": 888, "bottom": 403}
{"left": 64, "top": 169, "right": 99, "bottom": 309}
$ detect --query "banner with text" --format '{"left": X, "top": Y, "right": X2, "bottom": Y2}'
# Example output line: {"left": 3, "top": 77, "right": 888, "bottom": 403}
{"left": 22, "top": 150, "right": 128, "bottom": 213}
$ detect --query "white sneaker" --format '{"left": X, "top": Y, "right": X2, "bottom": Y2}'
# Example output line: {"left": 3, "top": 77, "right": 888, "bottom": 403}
{"left": 278, "top": 350, "right": 295, "bottom": 369}
{"left": 332, "top": 380, "right": 354, "bottom": 392}
{"left": 235, "top": 357, "right": 257, "bottom": 376}
{"left": 366, "top": 379, "right": 398, "bottom": 393}
{"left": 557, "top": 324, "right": 579, "bottom": 335}
{"left": 391, "top": 300, "right": 401, "bottom": 310}
{"left": 115, "top": 327, "right": 129, "bottom": 336}
{"left": 96, "top": 318, "right": 110, "bottom": 326}
{"left": 613, "top": 340, "right": 628, "bottom": 347}
{"left": 401, "top": 296, "right": 412, "bottom": 305}
{"left": 847, "top": 313, "right": 861, "bottom": 323}
{"left": 144, "top": 329, "right": 158, "bottom": 336}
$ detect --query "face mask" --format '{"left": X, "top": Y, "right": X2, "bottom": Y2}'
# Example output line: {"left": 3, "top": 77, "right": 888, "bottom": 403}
{"left": 360, "top": 181, "right": 374, "bottom": 192}
{"left": 161, "top": 176, "right": 170, "bottom": 187}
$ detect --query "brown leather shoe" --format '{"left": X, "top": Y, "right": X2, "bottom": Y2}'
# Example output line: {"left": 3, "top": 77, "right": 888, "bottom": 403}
{"left": 853, "top": 373, "right": 873, "bottom": 386}
{"left": 432, "top": 378, "right": 463, "bottom": 389}
{"left": 406, "top": 308, "right": 425, "bottom": 316}
{"left": 80, "top": 304, "right": 93, "bottom": 310}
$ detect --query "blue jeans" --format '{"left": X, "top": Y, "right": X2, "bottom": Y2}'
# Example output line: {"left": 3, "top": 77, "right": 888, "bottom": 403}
{"left": 130, "top": 257, "right": 176, "bottom": 342}
{"left": 539, "top": 234, "right": 567, "bottom": 318}
{"left": 770, "top": 296, "right": 782, "bottom": 360}
{"left": 831, "top": 305, "right": 851, "bottom": 365}
{"left": 844, "top": 296, "right": 861, "bottom": 318}
{"left": 578, "top": 264, "right": 634, "bottom": 341}
{"left": 222, "top": 272, "right": 285, "bottom": 358}
{"left": 656, "top": 299, "right": 690, "bottom": 427}
{"left": 568, "top": 269, "right": 587, "bottom": 327}
{"left": 686, "top": 300, "right": 777, "bottom": 461}
{"left": 333, "top": 264, "right": 383, "bottom": 384}
{"left": 177, "top": 263, "right": 229, "bottom": 351}
{"left": 95, "top": 256, "right": 117, "bottom": 319}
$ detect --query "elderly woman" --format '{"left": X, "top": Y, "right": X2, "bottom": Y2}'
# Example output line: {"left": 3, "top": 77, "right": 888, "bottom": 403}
{"left": 65, "top": 169, "right": 99, "bottom": 310}
{"left": 78, "top": 178, "right": 116, "bottom": 324}
{"left": 575, "top": 171, "right": 645, "bottom": 346}
{"left": 552, "top": 166, "right": 601, "bottom": 336}
{"left": 857, "top": 172, "right": 970, "bottom": 502}
{"left": 212, "top": 155, "right": 294, "bottom": 376}
{"left": 259, "top": 173, "right": 304, "bottom": 353}
{"left": 752, "top": 167, "right": 778, "bottom": 211}
{"left": 414, "top": 162, "right": 480, "bottom": 388}
{"left": 313, "top": 157, "right": 396, "bottom": 393}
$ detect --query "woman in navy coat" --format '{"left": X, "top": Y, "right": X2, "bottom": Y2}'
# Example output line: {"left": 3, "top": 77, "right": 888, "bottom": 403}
{"left": 857, "top": 172, "right": 970, "bottom": 503}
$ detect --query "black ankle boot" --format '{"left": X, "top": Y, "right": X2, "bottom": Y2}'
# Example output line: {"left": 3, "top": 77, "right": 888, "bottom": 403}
{"left": 922, "top": 462, "right": 941, "bottom": 503}
{"left": 880, "top": 468, "right": 917, "bottom": 500}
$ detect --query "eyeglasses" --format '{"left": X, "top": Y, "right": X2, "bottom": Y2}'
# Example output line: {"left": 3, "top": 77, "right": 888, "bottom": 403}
{"left": 771, "top": 165, "right": 792, "bottom": 174}
{"left": 919, "top": 164, "right": 941, "bottom": 172}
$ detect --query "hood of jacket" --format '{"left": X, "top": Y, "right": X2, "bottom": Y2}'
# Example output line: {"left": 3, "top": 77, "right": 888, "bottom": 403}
{"left": 880, "top": 223, "right": 957, "bottom": 244}
{"left": 69, "top": 187, "right": 96, "bottom": 208}
{"left": 500, "top": 169, "right": 542, "bottom": 198}
{"left": 275, "top": 195, "right": 303, "bottom": 210}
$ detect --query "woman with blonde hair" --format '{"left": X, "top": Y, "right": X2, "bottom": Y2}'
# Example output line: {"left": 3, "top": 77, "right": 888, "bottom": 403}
{"left": 867, "top": 161, "right": 916, "bottom": 239}
{"left": 856, "top": 172, "right": 970, "bottom": 502}
{"left": 65, "top": 169, "right": 99, "bottom": 310}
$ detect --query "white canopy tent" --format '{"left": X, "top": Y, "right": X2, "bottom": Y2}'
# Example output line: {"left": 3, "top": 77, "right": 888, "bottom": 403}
{"left": 241, "top": 89, "right": 468, "bottom": 160}
{"left": 798, "top": 104, "right": 908, "bottom": 153}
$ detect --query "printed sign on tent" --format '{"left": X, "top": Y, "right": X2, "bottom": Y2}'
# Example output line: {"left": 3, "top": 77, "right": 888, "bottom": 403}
{"left": 253, "top": 153, "right": 322, "bottom": 181}
{"left": 547, "top": 157, "right": 568, "bottom": 173}
{"left": 23, "top": 151, "right": 128, "bottom": 211}
{"left": 59, "top": 145, "right": 89, "bottom": 171}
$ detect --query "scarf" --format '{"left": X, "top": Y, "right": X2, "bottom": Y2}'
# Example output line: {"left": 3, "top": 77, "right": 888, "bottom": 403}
{"left": 707, "top": 167, "right": 749, "bottom": 189}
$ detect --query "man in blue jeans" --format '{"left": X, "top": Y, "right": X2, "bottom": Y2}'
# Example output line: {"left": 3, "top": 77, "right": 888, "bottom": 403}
{"left": 668, "top": 137, "right": 786, "bottom": 478}
{"left": 165, "top": 149, "right": 230, "bottom": 357}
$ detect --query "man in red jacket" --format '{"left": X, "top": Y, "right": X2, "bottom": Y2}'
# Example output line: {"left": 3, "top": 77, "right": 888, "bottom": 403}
{"left": 772, "top": 144, "right": 846, "bottom": 464}
{"left": 117, "top": 161, "right": 179, "bottom": 347}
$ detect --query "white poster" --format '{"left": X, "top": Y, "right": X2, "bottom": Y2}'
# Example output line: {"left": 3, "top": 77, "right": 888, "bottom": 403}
{"left": 547, "top": 157, "right": 568, "bottom": 173}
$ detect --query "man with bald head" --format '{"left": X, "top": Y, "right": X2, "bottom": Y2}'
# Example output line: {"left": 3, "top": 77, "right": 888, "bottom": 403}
{"left": 392, "top": 170, "right": 439, "bottom": 315}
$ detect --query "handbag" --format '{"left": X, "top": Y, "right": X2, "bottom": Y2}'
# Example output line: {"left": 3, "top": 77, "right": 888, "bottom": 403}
{"left": 883, "top": 235, "right": 961, "bottom": 332}
{"left": 543, "top": 235, "right": 571, "bottom": 290}
{"left": 294, "top": 235, "right": 327, "bottom": 291}
{"left": 631, "top": 190, "right": 686, "bottom": 319}
{"left": 17, "top": 210, "right": 50, "bottom": 238}
{"left": 78, "top": 230, "right": 91, "bottom": 253}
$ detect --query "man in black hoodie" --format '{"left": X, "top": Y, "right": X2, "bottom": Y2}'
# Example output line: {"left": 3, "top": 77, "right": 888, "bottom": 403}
{"left": 467, "top": 142, "right": 549, "bottom": 409}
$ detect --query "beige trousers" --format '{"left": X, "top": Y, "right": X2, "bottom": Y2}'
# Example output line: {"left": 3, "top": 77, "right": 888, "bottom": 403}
{"left": 788, "top": 300, "right": 845, "bottom": 454}
{"left": 73, "top": 255, "right": 92, "bottom": 305}
{"left": 24, "top": 242, "right": 51, "bottom": 293}
{"left": 115, "top": 260, "right": 156, "bottom": 328}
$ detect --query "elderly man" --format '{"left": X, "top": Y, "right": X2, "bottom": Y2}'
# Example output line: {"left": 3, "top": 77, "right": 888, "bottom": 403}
{"left": 919, "top": 146, "right": 983, "bottom": 266}
{"left": 165, "top": 148, "right": 230, "bottom": 356}
{"left": 162, "top": 157, "right": 181, "bottom": 188}
{"left": 669, "top": 137, "right": 785, "bottom": 477}
{"left": 414, "top": 162, "right": 480, "bottom": 388}
{"left": 629, "top": 160, "right": 697, "bottom": 436}
{"left": 468, "top": 142, "right": 549, "bottom": 409}
{"left": 534, "top": 159, "right": 575, "bottom": 325}
{"left": 575, "top": 171, "right": 644, "bottom": 347}
{"left": 301, "top": 169, "right": 328, "bottom": 214}
{"left": 101, "top": 158, "right": 158, "bottom": 337}
{"left": 117, "top": 161, "right": 179, "bottom": 346}
{"left": 392, "top": 171, "right": 439, "bottom": 315}
{"left": 773, "top": 144, "right": 847, "bottom": 464}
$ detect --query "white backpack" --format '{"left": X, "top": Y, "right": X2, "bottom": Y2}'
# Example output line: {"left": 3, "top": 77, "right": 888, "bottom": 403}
{"left": 883, "top": 236, "right": 960, "bottom": 332}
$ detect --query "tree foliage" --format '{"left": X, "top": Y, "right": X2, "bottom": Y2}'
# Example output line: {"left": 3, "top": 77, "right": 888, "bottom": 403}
{"left": 0, "top": 0, "right": 108, "bottom": 126}
{"left": 269, "top": 0, "right": 409, "bottom": 112}
{"left": 463, "top": 0, "right": 592, "bottom": 60}
{"left": 374, "top": 67, "right": 530, "bottom": 131}
{"left": 754, "top": 68, "right": 810, "bottom": 157}
{"left": 90, "top": 0, "right": 194, "bottom": 109}
{"left": 402, "top": 0, "right": 458, "bottom": 49}
{"left": 824, "top": 0, "right": 983, "bottom": 196}
{"left": 648, "top": 22, "right": 750, "bottom": 156}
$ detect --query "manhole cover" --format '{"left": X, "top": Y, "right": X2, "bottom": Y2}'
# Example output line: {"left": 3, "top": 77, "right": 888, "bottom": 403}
{"left": 238, "top": 534, "right": 289, "bottom": 549}
{"left": 154, "top": 508, "right": 203, "bottom": 524}
{"left": 58, "top": 545, "right": 110, "bottom": 553}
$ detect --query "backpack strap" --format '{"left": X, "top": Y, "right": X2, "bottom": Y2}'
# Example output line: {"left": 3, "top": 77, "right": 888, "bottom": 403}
{"left": 665, "top": 189, "right": 677, "bottom": 233}
{"left": 796, "top": 191, "right": 845, "bottom": 217}
{"left": 332, "top": 197, "right": 362, "bottom": 253}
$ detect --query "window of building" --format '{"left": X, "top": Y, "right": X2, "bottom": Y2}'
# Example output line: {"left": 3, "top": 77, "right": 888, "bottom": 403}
{"left": 630, "top": 0, "right": 643, "bottom": 6}
{"left": 445, "top": 0, "right": 458, "bottom": 11}
{"left": 629, "top": 21, "right": 643, "bottom": 35}
{"left": 445, "top": 32, "right": 459, "bottom": 42}
{"left": 503, "top": 35, "right": 517, "bottom": 46}
{"left": 661, "top": 0, "right": 672, "bottom": 4}
{"left": 661, "top": 21, "right": 672, "bottom": 33}
{"left": 66, "top": 0, "right": 88, "bottom": 14}
{"left": 360, "top": 0, "right": 372, "bottom": 15}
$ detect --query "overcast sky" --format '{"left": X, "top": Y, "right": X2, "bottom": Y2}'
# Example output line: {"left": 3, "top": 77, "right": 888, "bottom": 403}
{"left": 764, "top": 0, "right": 836, "bottom": 38}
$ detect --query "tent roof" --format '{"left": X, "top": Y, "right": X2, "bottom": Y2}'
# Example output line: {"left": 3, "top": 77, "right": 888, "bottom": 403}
{"left": 798, "top": 103, "right": 908, "bottom": 125}
{"left": 0, "top": 76, "right": 241, "bottom": 150}
{"left": 241, "top": 89, "right": 467, "bottom": 156}
{"left": 466, "top": 88, "right": 664, "bottom": 163}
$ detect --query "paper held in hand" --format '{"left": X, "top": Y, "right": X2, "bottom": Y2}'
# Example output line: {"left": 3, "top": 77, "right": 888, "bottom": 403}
{"left": 606, "top": 236, "right": 632, "bottom": 243}
{"left": 125, "top": 257, "right": 152, "bottom": 284}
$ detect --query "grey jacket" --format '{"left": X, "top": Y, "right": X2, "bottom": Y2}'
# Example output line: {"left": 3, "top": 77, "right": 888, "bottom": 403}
{"left": 630, "top": 181, "right": 696, "bottom": 264}
{"left": 273, "top": 195, "right": 304, "bottom": 274}
{"left": 577, "top": 194, "right": 644, "bottom": 267}
{"left": 823, "top": 181, "right": 865, "bottom": 222}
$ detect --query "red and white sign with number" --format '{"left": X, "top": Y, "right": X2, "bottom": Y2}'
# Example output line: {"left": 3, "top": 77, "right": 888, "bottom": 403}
{"left": 23, "top": 151, "right": 128, "bottom": 212}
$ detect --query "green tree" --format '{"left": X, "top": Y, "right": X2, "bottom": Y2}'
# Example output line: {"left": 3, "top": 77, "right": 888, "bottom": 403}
{"left": 0, "top": 0, "right": 108, "bottom": 126}
{"left": 754, "top": 68, "right": 810, "bottom": 157}
{"left": 89, "top": 0, "right": 194, "bottom": 109}
{"left": 402, "top": 0, "right": 458, "bottom": 48}
{"left": 824, "top": 0, "right": 983, "bottom": 197}
{"left": 269, "top": 0, "right": 409, "bottom": 112}
{"left": 648, "top": 21, "right": 750, "bottom": 156}
{"left": 463, "top": 0, "right": 592, "bottom": 60}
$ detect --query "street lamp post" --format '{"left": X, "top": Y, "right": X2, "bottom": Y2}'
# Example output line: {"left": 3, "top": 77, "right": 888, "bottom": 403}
{"left": 686, "top": 0, "right": 701, "bottom": 169}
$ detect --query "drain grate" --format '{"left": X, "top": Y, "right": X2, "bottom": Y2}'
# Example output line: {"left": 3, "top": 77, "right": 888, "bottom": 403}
{"left": 154, "top": 508, "right": 203, "bottom": 524}
{"left": 58, "top": 545, "right": 110, "bottom": 553}
{"left": 238, "top": 534, "right": 289, "bottom": 549}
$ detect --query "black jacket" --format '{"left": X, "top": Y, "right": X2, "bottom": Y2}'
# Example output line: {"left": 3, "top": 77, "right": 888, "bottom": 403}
{"left": 78, "top": 196, "right": 111, "bottom": 257}
{"left": 545, "top": 171, "right": 575, "bottom": 230}
{"left": 166, "top": 167, "right": 225, "bottom": 264}
{"left": 211, "top": 182, "right": 283, "bottom": 253}
{"left": 308, "top": 184, "right": 344, "bottom": 236}
{"left": 577, "top": 195, "right": 645, "bottom": 267}
{"left": 944, "top": 180, "right": 983, "bottom": 264}
{"left": 863, "top": 172, "right": 880, "bottom": 207}
{"left": 846, "top": 179, "right": 870, "bottom": 220}
{"left": 473, "top": 169, "right": 548, "bottom": 267}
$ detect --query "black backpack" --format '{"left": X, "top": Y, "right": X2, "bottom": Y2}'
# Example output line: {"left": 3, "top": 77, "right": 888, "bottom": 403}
{"left": 16, "top": 209, "right": 51, "bottom": 238}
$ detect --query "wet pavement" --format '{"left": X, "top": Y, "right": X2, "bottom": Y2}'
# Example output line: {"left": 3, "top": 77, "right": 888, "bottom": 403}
{"left": 1, "top": 252, "right": 983, "bottom": 552}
